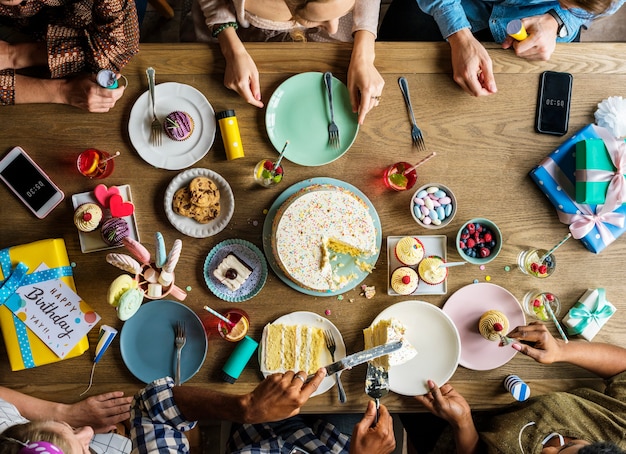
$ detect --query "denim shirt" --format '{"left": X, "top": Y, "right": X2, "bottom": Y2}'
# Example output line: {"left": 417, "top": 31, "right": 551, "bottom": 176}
{"left": 415, "top": 0, "right": 623, "bottom": 42}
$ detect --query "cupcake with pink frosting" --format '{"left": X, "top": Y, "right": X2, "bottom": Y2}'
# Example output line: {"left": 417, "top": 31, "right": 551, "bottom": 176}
{"left": 163, "top": 111, "right": 194, "bottom": 141}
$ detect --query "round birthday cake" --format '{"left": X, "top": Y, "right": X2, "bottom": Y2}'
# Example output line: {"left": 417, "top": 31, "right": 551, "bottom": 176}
{"left": 271, "top": 184, "right": 378, "bottom": 292}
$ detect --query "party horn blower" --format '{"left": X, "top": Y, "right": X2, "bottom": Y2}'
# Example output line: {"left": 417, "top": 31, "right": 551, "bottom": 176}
{"left": 507, "top": 19, "right": 528, "bottom": 41}
{"left": 80, "top": 325, "right": 118, "bottom": 396}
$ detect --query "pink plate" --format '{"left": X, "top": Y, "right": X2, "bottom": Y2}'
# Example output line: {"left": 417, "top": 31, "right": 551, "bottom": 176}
{"left": 442, "top": 283, "right": 525, "bottom": 371}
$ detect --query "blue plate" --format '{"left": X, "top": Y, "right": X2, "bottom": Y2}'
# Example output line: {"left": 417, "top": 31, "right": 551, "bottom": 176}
{"left": 120, "top": 300, "right": 207, "bottom": 384}
{"left": 204, "top": 239, "right": 268, "bottom": 302}
{"left": 262, "top": 177, "right": 382, "bottom": 296}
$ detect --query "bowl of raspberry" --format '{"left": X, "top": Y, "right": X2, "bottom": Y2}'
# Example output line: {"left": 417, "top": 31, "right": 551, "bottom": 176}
{"left": 455, "top": 218, "right": 502, "bottom": 265}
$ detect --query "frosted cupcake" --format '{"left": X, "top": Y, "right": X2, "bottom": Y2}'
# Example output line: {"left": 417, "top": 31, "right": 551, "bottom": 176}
{"left": 74, "top": 203, "right": 103, "bottom": 232}
{"left": 164, "top": 111, "right": 194, "bottom": 141}
{"left": 101, "top": 217, "right": 130, "bottom": 246}
{"left": 395, "top": 236, "right": 425, "bottom": 266}
{"left": 417, "top": 255, "right": 448, "bottom": 285}
{"left": 390, "top": 266, "right": 419, "bottom": 295}
{"left": 478, "top": 310, "right": 510, "bottom": 342}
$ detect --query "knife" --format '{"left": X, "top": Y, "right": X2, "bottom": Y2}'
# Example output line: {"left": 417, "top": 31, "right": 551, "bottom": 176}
{"left": 323, "top": 341, "right": 402, "bottom": 376}
{"left": 365, "top": 362, "right": 390, "bottom": 426}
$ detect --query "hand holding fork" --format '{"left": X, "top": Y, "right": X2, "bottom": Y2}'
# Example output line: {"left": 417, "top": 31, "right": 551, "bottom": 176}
{"left": 323, "top": 72, "right": 341, "bottom": 150}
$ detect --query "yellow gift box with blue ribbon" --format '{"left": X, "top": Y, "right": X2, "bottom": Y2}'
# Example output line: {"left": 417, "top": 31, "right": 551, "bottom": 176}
{"left": 0, "top": 238, "right": 89, "bottom": 371}
{"left": 562, "top": 288, "right": 616, "bottom": 341}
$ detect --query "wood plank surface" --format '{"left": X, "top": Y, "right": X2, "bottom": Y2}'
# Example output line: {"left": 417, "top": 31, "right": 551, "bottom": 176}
{"left": 1, "top": 42, "right": 625, "bottom": 414}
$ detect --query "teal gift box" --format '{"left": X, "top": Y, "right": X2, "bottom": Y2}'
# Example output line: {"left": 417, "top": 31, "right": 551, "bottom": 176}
{"left": 562, "top": 288, "right": 616, "bottom": 341}
{"left": 575, "top": 138, "right": 626, "bottom": 204}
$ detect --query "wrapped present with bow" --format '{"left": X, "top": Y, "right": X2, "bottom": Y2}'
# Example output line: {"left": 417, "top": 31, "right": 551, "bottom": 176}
{"left": 562, "top": 288, "right": 616, "bottom": 341}
{"left": 0, "top": 238, "right": 89, "bottom": 371}
{"left": 575, "top": 125, "right": 626, "bottom": 206}
{"left": 530, "top": 124, "right": 626, "bottom": 253}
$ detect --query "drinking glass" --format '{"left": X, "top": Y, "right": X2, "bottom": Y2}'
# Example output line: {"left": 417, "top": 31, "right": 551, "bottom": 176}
{"left": 383, "top": 162, "right": 417, "bottom": 191}
{"left": 77, "top": 149, "right": 114, "bottom": 179}
{"left": 517, "top": 248, "right": 556, "bottom": 278}
{"left": 523, "top": 290, "right": 561, "bottom": 321}
{"left": 203, "top": 308, "right": 250, "bottom": 342}
{"left": 254, "top": 159, "right": 283, "bottom": 188}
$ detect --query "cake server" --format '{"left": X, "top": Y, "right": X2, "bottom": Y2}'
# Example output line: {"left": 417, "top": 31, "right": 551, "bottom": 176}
{"left": 317, "top": 341, "right": 402, "bottom": 378}
{"left": 365, "top": 362, "right": 390, "bottom": 426}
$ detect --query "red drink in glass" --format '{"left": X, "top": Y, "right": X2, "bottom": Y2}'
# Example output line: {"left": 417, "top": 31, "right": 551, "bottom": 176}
{"left": 203, "top": 308, "right": 250, "bottom": 342}
{"left": 383, "top": 162, "right": 417, "bottom": 191}
{"left": 77, "top": 149, "right": 114, "bottom": 179}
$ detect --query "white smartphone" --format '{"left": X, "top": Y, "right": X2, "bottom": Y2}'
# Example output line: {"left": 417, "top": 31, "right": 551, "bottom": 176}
{"left": 0, "top": 146, "right": 65, "bottom": 219}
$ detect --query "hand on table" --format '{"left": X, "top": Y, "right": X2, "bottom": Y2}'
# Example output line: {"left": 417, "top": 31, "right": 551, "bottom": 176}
{"left": 62, "top": 74, "right": 126, "bottom": 112}
{"left": 348, "top": 54, "right": 385, "bottom": 125}
{"left": 414, "top": 380, "right": 472, "bottom": 429}
{"left": 502, "top": 14, "right": 558, "bottom": 61}
{"left": 220, "top": 30, "right": 263, "bottom": 109}
{"left": 509, "top": 321, "right": 564, "bottom": 364}
{"left": 448, "top": 28, "right": 497, "bottom": 97}
{"left": 349, "top": 401, "right": 396, "bottom": 454}
{"left": 62, "top": 391, "right": 132, "bottom": 433}
{"left": 242, "top": 369, "right": 326, "bottom": 424}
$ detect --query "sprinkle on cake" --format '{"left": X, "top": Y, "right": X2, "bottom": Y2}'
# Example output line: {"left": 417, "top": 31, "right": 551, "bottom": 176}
{"left": 271, "top": 184, "right": 378, "bottom": 292}
{"left": 261, "top": 323, "right": 326, "bottom": 375}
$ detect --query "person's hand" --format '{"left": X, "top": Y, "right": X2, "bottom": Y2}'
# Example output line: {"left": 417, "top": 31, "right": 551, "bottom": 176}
{"left": 501, "top": 14, "right": 558, "bottom": 61}
{"left": 241, "top": 369, "right": 326, "bottom": 424}
{"left": 62, "top": 391, "right": 132, "bottom": 433}
{"left": 220, "top": 30, "right": 263, "bottom": 109}
{"left": 414, "top": 380, "right": 472, "bottom": 428}
{"left": 509, "top": 321, "right": 565, "bottom": 364}
{"left": 347, "top": 53, "right": 385, "bottom": 125}
{"left": 350, "top": 401, "right": 396, "bottom": 454}
{"left": 448, "top": 28, "right": 497, "bottom": 97}
{"left": 61, "top": 74, "right": 125, "bottom": 112}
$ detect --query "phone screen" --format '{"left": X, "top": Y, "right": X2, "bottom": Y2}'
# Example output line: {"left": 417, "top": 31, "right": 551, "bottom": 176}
{"left": 536, "top": 71, "right": 572, "bottom": 136}
{"left": 0, "top": 152, "right": 60, "bottom": 212}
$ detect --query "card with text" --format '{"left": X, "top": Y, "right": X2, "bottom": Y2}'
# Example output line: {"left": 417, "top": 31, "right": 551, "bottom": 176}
{"left": 12, "top": 263, "right": 100, "bottom": 358}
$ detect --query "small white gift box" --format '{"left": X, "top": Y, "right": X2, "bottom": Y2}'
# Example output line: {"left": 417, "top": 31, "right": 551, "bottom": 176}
{"left": 563, "top": 288, "right": 616, "bottom": 341}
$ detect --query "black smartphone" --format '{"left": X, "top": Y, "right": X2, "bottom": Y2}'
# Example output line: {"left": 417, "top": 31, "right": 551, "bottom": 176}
{"left": 0, "top": 146, "right": 64, "bottom": 218}
{"left": 535, "top": 71, "right": 573, "bottom": 136}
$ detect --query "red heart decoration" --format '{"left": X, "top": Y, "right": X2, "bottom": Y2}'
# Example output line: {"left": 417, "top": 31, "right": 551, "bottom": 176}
{"left": 109, "top": 194, "right": 135, "bottom": 217}
{"left": 94, "top": 184, "right": 120, "bottom": 207}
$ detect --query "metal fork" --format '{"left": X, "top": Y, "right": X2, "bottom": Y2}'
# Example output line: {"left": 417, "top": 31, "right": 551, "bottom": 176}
{"left": 174, "top": 321, "right": 186, "bottom": 386}
{"left": 323, "top": 72, "right": 341, "bottom": 150}
{"left": 398, "top": 77, "right": 426, "bottom": 151}
{"left": 146, "top": 67, "right": 162, "bottom": 147}
{"left": 323, "top": 329, "right": 346, "bottom": 403}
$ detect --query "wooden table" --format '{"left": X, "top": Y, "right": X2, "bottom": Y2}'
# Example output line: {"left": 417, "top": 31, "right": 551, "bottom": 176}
{"left": 2, "top": 42, "right": 626, "bottom": 413}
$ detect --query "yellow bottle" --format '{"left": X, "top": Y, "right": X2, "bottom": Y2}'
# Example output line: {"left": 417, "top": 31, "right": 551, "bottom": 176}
{"left": 217, "top": 110, "right": 245, "bottom": 160}
{"left": 507, "top": 19, "right": 528, "bottom": 41}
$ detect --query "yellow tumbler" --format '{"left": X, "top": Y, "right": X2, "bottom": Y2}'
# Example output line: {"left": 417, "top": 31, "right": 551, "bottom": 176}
{"left": 507, "top": 19, "right": 528, "bottom": 41}
{"left": 217, "top": 110, "right": 245, "bottom": 160}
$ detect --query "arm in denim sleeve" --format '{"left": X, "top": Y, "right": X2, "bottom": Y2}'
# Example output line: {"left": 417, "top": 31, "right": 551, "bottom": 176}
{"left": 416, "top": 0, "right": 472, "bottom": 39}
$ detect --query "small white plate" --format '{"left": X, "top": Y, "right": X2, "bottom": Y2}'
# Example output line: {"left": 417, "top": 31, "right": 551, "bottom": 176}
{"left": 128, "top": 82, "right": 216, "bottom": 170}
{"left": 372, "top": 300, "right": 461, "bottom": 396}
{"left": 259, "top": 311, "right": 346, "bottom": 397}
{"left": 387, "top": 235, "right": 447, "bottom": 295}
{"left": 164, "top": 168, "right": 234, "bottom": 238}
{"left": 71, "top": 184, "right": 140, "bottom": 253}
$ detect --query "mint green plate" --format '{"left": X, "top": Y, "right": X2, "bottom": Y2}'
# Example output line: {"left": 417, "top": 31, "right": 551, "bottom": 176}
{"left": 265, "top": 72, "right": 359, "bottom": 166}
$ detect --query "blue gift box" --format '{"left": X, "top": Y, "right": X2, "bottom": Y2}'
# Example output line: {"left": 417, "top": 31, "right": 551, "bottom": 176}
{"left": 529, "top": 124, "right": 626, "bottom": 254}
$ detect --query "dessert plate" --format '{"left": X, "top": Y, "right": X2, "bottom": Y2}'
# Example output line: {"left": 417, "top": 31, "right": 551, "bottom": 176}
{"left": 387, "top": 235, "right": 447, "bottom": 296}
{"left": 164, "top": 168, "right": 234, "bottom": 238}
{"left": 203, "top": 239, "right": 268, "bottom": 302}
{"left": 128, "top": 82, "right": 216, "bottom": 170}
{"left": 372, "top": 300, "right": 461, "bottom": 396}
{"left": 262, "top": 177, "right": 382, "bottom": 296}
{"left": 259, "top": 311, "right": 346, "bottom": 397}
{"left": 120, "top": 299, "right": 207, "bottom": 384}
{"left": 265, "top": 72, "right": 359, "bottom": 166}
{"left": 442, "top": 283, "right": 525, "bottom": 371}
{"left": 71, "top": 184, "right": 140, "bottom": 253}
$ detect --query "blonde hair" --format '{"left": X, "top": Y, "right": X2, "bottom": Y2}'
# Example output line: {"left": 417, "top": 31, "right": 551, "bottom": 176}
{"left": 0, "top": 421, "right": 72, "bottom": 454}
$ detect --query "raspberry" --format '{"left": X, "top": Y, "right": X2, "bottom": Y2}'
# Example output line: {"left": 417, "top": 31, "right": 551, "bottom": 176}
{"left": 539, "top": 265, "right": 548, "bottom": 275}
{"left": 466, "top": 238, "right": 476, "bottom": 248}
{"left": 274, "top": 166, "right": 283, "bottom": 175}
{"left": 479, "top": 247, "right": 490, "bottom": 257}
{"left": 263, "top": 160, "right": 274, "bottom": 170}
{"left": 402, "top": 275, "right": 411, "bottom": 284}
{"left": 459, "top": 241, "right": 466, "bottom": 249}
{"left": 493, "top": 323, "right": 503, "bottom": 332}
{"left": 484, "top": 233, "right": 493, "bottom": 242}
{"left": 467, "top": 223, "right": 476, "bottom": 234}
{"left": 533, "top": 299, "right": 542, "bottom": 307}
{"left": 545, "top": 293, "right": 555, "bottom": 301}
{"left": 530, "top": 262, "right": 539, "bottom": 272}
{"left": 82, "top": 212, "right": 92, "bottom": 221}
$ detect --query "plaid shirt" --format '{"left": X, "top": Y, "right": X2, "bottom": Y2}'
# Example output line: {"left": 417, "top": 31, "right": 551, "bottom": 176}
{"left": 0, "top": 0, "right": 139, "bottom": 105}
{"left": 131, "top": 377, "right": 351, "bottom": 454}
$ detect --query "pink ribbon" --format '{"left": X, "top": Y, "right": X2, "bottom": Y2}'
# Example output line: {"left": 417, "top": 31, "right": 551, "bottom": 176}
{"left": 575, "top": 125, "right": 626, "bottom": 212}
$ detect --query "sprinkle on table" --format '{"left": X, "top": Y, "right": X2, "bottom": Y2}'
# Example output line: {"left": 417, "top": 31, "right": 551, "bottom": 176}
{"left": 504, "top": 265, "right": 511, "bottom": 272}
{"left": 479, "top": 265, "right": 485, "bottom": 271}
{"left": 186, "top": 286, "right": 192, "bottom": 291}
{"left": 485, "top": 275, "right": 491, "bottom": 281}
{"left": 325, "top": 309, "right": 331, "bottom": 315}
{"left": 473, "top": 279, "right": 479, "bottom": 284}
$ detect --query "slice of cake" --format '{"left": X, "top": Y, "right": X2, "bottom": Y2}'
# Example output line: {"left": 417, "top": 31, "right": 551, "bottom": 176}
{"left": 363, "top": 318, "right": 417, "bottom": 369}
{"left": 262, "top": 323, "right": 326, "bottom": 375}
{"left": 478, "top": 310, "right": 510, "bottom": 342}
{"left": 213, "top": 253, "right": 252, "bottom": 291}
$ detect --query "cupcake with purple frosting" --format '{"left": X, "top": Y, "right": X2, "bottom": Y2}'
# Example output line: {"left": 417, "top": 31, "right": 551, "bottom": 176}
{"left": 101, "top": 217, "right": 130, "bottom": 246}
{"left": 163, "top": 111, "right": 194, "bottom": 141}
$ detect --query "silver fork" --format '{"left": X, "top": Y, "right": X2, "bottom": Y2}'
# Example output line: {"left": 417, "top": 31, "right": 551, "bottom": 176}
{"left": 398, "top": 77, "right": 426, "bottom": 151}
{"left": 146, "top": 67, "right": 162, "bottom": 147}
{"left": 323, "top": 329, "right": 346, "bottom": 403}
{"left": 174, "top": 321, "right": 186, "bottom": 386}
{"left": 323, "top": 72, "right": 341, "bottom": 150}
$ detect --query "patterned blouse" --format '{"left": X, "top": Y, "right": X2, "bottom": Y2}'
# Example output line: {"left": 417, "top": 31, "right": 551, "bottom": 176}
{"left": 0, "top": 0, "right": 139, "bottom": 105}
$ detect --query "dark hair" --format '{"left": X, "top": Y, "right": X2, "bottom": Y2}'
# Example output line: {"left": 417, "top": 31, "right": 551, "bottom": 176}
{"left": 579, "top": 441, "right": 626, "bottom": 454}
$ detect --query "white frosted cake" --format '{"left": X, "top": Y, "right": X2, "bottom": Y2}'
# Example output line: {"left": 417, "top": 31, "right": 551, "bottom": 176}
{"left": 261, "top": 323, "right": 326, "bottom": 375}
{"left": 363, "top": 318, "right": 417, "bottom": 369}
{"left": 271, "top": 184, "right": 378, "bottom": 291}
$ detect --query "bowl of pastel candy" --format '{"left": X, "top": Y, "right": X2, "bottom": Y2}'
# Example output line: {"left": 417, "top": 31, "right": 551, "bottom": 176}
{"left": 455, "top": 218, "right": 502, "bottom": 264}
{"left": 410, "top": 183, "right": 457, "bottom": 229}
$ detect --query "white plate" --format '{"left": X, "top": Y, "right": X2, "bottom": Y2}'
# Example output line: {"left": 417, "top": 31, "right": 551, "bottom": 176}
{"left": 442, "top": 283, "right": 525, "bottom": 371}
{"left": 71, "top": 184, "right": 140, "bottom": 253}
{"left": 259, "top": 311, "right": 346, "bottom": 397}
{"left": 387, "top": 235, "right": 447, "bottom": 296}
{"left": 128, "top": 82, "right": 216, "bottom": 170}
{"left": 372, "top": 301, "right": 461, "bottom": 396}
{"left": 164, "top": 168, "right": 234, "bottom": 238}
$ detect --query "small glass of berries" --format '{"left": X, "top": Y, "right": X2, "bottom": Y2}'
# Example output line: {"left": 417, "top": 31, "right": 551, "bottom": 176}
{"left": 523, "top": 290, "right": 561, "bottom": 321}
{"left": 254, "top": 141, "right": 288, "bottom": 188}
